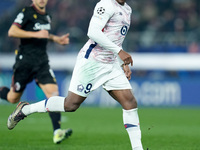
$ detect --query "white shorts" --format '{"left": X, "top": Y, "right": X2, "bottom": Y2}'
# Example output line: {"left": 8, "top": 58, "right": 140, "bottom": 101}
{"left": 69, "top": 55, "right": 132, "bottom": 97}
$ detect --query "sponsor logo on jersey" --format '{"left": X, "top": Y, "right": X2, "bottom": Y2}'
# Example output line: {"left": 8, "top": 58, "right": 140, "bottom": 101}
{"left": 33, "top": 23, "right": 51, "bottom": 30}
{"left": 121, "top": 25, "right": 128, "bottom": 36}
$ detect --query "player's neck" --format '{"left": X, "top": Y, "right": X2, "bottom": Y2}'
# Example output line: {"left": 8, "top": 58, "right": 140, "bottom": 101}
{"left": 32, "top": 4, "right": 46, "bottom": 14}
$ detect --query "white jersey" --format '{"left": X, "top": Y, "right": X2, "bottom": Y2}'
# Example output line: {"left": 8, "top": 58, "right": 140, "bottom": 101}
{"left": 79, "top": 0, "right": 132, "bottom": 64}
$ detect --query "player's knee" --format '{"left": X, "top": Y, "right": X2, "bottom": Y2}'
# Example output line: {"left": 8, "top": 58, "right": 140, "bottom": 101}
{"left": 132, "top": 98, "right": 138, "bottom": 108}
{"left": 64, "top": 102, "right": 80, "bottom": 112}
{"left": 130, "top": 96, "right": 138, "bottom": 107}
{"left": 67, "top": 108, "right": 77, "bottom": 112}
{"left": 123, "top": 96, "right": 137, "bottom": 110}
{"left": 8, "top": 97, "right": 20, "bottom": 104}
{"left": 65, "top": 105, "right": 80, "bottom": 112}
{"left": 7, "top": 91, "right": 21, "bottom": 104}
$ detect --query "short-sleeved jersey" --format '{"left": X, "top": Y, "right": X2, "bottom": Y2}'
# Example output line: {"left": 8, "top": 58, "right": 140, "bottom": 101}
{"left": 80, "top": 0, "right": 132, "bottom": 64}
{"left": 13, "top": 5, "right": 51, "bottom": 61}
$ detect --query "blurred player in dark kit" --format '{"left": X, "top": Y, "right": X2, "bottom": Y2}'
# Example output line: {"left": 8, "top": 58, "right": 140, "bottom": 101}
{"left": 0, "top": 0, "right": 72, "bottom": 144}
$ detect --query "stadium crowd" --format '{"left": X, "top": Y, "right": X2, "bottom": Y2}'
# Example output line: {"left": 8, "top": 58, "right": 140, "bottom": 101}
{"left": 0, "top": 0, "right": 200, "bottom": 53}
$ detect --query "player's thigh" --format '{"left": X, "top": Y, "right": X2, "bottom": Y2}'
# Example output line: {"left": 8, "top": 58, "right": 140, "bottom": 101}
{"left": 39, "top": 83, "right": 59, "bottom": 98}
{"left": 7, "top": 87, "right": 23, "bottom": 103}
{"left": 13, "top": 61, "right": 33, "bottom": 92}
{"left": 37, "top": 63, "right": 58, "bottom": 98}
{"left": 36, "top": 63, "right": 57, "bottom": 85}
{"left": 108, "top": 89, "right": 137, "bottom": 110}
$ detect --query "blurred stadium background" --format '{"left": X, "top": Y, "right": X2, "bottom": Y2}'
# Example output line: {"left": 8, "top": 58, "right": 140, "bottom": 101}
{"left": 0, "top": 0, "right": 200, "bottom": 106}
{"left": 0, "top": 1, "right": 200, "bottom": 150}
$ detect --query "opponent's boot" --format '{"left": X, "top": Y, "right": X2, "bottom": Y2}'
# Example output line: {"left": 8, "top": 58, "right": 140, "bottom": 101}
{"left": 53, "top": 128, "right": 73, "bottom": 144}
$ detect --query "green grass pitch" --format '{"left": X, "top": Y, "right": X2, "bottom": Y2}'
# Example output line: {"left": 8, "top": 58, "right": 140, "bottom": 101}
{"left": 0, "top": 104, "right": 199, "bottom": 150}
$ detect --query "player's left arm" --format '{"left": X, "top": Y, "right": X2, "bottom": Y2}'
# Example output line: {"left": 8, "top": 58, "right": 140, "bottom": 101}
{"left": 49, "top": 33, "right": 70, "bottom": 45}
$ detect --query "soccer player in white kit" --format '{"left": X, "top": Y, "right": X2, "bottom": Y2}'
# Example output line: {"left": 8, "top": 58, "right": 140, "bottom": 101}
{"left": 7, "top": 0, "right": 144, "bottom": 149}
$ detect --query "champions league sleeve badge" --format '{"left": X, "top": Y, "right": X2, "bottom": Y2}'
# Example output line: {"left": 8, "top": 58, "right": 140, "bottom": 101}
{"left": 97, "top": 7, "right": 105, "bottom": 15}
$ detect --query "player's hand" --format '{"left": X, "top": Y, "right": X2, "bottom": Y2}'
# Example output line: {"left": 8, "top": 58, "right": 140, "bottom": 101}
{"left": 118, "top": 49, "right": 133, "bottom": 66}
{"left": 52, "top": 33, "right": 69, "bottom": 45}
{"left": 123, "top": 64, "right": 132, "bottom": 80}
{"left": 58, "top": 33, "right": 70, "bottom": 45}
{"left": 35, "top": 30, "right": 49, "bottom": 39}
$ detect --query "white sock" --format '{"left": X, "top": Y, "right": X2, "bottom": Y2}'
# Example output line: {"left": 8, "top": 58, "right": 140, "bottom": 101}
{"left": 22, "top": 96, "right": 65, "bottom": 116}
{"left": 45, "top": 96, "right": 65, "bottom": 112}
{"left": 22, "top": 100, "right": 46, "bottom": 115}
{"left": 123, "top": 108, "right": 143, "bottom": 150}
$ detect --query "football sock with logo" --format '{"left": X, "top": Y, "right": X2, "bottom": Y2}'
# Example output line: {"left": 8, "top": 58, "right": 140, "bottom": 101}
{"left": 22, "top": 96, "right": 65, "bottom": 116}
{"left": 0, "top": 87, "right": 10, "bottom": 101}
{"left": 49, "top": 112, "right": 61, "bottom": 131}
{"left": 123, "top": 108, "right": 143, "bottom": 150}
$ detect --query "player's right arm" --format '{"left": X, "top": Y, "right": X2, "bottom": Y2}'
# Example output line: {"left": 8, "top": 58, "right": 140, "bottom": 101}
{"left": 87, "top": 0, "right": 133, "bottom": 66}
{"left": 8, "top": 25, "right": 49, "bottom": 39}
